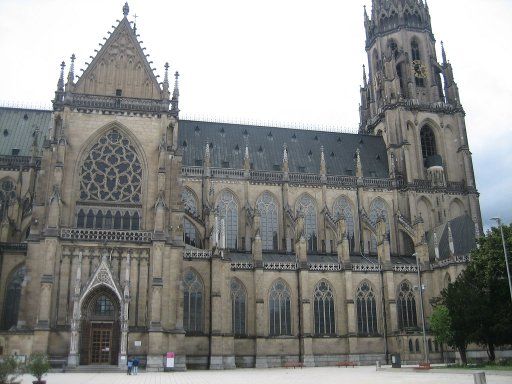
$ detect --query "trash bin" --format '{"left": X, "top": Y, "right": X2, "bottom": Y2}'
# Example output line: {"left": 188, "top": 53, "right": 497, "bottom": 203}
{"left": 391, "top": 354, "right": 401, "bottom": 368}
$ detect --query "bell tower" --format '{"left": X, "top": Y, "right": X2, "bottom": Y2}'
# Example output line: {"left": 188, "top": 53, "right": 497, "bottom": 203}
{"left": 359, "top": 0, "right": 482, "bottom": 234}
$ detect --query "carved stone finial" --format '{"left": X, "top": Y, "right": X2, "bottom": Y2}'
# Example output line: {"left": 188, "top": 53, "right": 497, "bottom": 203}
{"left": 362, "top": 64, "right": 367, "bottom": 87}
{"left": 67, "top": 54, "right": 76, "bottom": 85}
{"left": 320, "top": 145, "right": 326, "bottom": 176}
{"left": 57, "top": 61, "right": 65, "bottom": 91}
{"left": 123, "top": 2, "right": 130, "bottom": 17}
{"left": 163, "top": 62, "right": 170, "bottom": 85}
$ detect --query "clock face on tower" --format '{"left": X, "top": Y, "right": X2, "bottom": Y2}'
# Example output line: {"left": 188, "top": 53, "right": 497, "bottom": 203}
{"left": 412, "top": 60, "right": 428, "bottom": 78}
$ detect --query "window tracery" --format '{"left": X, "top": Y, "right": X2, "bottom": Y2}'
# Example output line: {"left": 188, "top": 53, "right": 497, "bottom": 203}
{"left": 420, "top": 125, "right": 437, "bottom": 162}
{"left": 216, "top": 191, "right": 238, "bottom": 250}
{"left": 313, "top": 281, "right": 336, "bottom": 335}
{"left": 0, "top": 179, "right": 16, "bottom": 220}
{"left": 269, "top": 280, "right": 291, "bottom": 336}
{"left": 333, "top": 196, "right": 355, "bottom": 251}
{"left": 397, "top": 281, "right": 418, "bottom": 329}
{"left": 1, "top": 266, "right": 25, "bottom": 330}
{"left": 256, "top": 192, "right": 278, "bottom": 251}
{"left": 79, "top": 129, "right": 142, "bottom": 204}
{"left": 356, "top": 281, "right": 378, "bottom": 335}
{"left": 182, "top": 188, "right": 198, "bottom": 216}
{"left": 230, "top": 279, "right": 246, "bottom": 336}
{"left": 296, "top": 195, "right": 317, "bottom": 252}
{"left": 369, "top": 198, "right": 389, "bottom": 254}
{"left": 184, "top": 218, "right": 201, "bottom": 248}
{"left": 183, "top": 270, "right": 203, "bottom": 333}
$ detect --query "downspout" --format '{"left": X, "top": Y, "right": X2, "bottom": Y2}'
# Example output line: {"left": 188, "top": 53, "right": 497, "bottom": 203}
{"left": 380, "top": 268, "right": 389, "bottom": 364}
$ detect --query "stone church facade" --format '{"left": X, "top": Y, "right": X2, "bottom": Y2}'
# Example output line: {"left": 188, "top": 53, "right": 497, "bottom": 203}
{"left": 0, "top": 1, "right": 481, "bottom": 370}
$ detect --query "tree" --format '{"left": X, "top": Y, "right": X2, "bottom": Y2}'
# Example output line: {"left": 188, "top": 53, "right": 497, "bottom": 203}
{"left": 430, "top": 305, "right": 452, "bottom": 346}
{"left": 465, "top": 224, "right": 512, "bottom": 361}
{"left": 0, "top": 356, "right": 21, "bottom": 384}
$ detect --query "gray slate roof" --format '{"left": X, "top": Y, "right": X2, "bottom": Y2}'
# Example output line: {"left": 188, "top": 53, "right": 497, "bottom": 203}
{"left": 426, "top": 214, "right": 476, "bottom": 260}
{"left": 179, "top": 120, "right": 389, "bottom": 177}
{"left": 0, "top": 108, "right": 52, "bottom": 156}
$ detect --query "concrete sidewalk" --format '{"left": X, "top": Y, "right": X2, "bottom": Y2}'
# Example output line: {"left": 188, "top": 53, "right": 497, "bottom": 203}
{"left": 17, "top": 366, "right": 512, "bottom": 384}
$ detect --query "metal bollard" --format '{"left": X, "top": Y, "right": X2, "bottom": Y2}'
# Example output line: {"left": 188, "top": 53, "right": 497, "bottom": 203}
{"left": 473, "top": 371, "right": 486, "bottom": 384}
{"left": 375, "top": 361, "right": 381, "bottom": 370}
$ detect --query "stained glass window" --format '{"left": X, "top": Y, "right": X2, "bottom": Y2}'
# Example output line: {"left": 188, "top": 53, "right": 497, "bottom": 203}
{"left": 397, "top": 281, "right": 418, "bottom": 329}
{"left": 269, "top": 280, "right": 291, "bottom": 336}
{"left": 356, "top": 281, "right": 378, "bottom": 335}
{"left": 183, "top": 270, "right": 203, "bottom": 333}
{"left": 79, "top": 129, "right": 142, "bottom": 203}
{"left": 296, "top": 195, "right": 317, "bottom": 252}
{"left": 230, "top": 279, "right": 246, "bottom": 336}
{"left": 314, "top": 281, "right": 336, "bottom": 335}
{"left": 216, "top": 191, "right": 238, "bottom": 250}
{"left": 256, "top": 192, "right": 278, "bottom": 251}
{"left": 182, "top": 188, "right": 198, "bottom": 216}
{"left": 369, "top": 198, "right": 390, "bottom": 254}
{"left": 94, "top": 295, "right": 114, "bottom": 316}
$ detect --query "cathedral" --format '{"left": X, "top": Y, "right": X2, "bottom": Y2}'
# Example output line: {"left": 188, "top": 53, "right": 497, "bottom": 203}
{"left": 0, "top": 1, "right": 481, "bottom": 370}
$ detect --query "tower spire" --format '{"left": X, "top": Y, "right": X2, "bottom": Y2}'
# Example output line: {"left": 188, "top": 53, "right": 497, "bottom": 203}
{"left": 441, "top": 41, "right": 447, "bottom": 65}
{"left": 66, "top": 54, "right": 75, "bottom": 86}
{"left": 170, "top": 71, "right": 180, "bottom": 117}
{"left": 57, "top": 61, "right": 65, "bottom": 91}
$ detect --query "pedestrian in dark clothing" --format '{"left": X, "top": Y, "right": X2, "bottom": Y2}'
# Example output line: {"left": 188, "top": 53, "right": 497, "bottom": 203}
{"left": 127, "top": 358, "right": 133, "bottom": 375}
{"left": 132, "top": 357, "right": 139, "bottom": 375}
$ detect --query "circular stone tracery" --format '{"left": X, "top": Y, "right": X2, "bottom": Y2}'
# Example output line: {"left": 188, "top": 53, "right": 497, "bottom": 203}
{"left": 79, "top": 129, "right": 142, "bottom": 203}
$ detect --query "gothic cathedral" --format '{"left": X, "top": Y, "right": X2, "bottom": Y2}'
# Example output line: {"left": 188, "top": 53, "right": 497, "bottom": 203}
{"left": 0, "top": 1, "right": 481, "bottom": 370}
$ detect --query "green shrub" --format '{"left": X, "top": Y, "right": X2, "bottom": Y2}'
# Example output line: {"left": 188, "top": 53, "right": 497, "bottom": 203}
{"left": 26, "top": 353, "right": 50, "bottom": 382}
{"left": 0, "top": 356, "right": 21, "bottom": 384}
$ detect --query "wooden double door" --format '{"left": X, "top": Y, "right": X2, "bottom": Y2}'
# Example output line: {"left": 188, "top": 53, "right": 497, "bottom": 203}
{"left": 90, "top": 323, "right": 113, "bottom": 364}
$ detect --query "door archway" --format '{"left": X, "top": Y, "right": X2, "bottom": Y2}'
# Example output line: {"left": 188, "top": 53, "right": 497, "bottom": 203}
{"left": 79, "top": 288, "right": 120, "bottom": 365}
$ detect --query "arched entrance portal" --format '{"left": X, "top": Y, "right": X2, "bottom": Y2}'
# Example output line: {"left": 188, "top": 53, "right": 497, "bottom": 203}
{"left": 79, "top": 289, "right": 121, "bottom": 365}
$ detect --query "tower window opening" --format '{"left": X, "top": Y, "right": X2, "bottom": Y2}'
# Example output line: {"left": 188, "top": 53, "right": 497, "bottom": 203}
{"left": 420, "top": 125, "right": 437, "bottom": 164}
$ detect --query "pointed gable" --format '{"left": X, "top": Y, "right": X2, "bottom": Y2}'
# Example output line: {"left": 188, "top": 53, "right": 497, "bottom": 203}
{"left": 74, "top": 18, "right": 162, "bottom": 100}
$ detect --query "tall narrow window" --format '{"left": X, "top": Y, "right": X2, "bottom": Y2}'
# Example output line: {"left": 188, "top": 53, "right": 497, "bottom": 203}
{"left": 184, "top": 218, "right": 200, "bottom": 248}
{"left": 313, "top": 281, "right": 336, "bottom": 335}
{"left": 411, "top": 40, "right": 425, "bottom": 87}
{"left": 182, "top": 188, "right": 198, "bottom": 217}
{"left": 1, "top": 266, "right": 25, "bottom": 330}
{"left": 356, "top": 281, "right": 378, "bottom": 335}
{"left": 420, "top": 125, "right": 437, "bottom": 163}
{"left": 131, "top": 212, "right": 140, "bottom": 230}
{"left": 369, "top": 198, "right": 390, "bottom": 254}
{"left": 230, "top": 279, "right": 246, "bottom": 336}
{"left": 332, "top": 196, "right": 355, "bottom": 252}
{"left": 256, "top": 192, "right": 279, "bottom": 251}
{"left": 183, "top": 270, "right": 203, "bottom": 333}
{"left": 216, "top": 191, "right": 238, "bottom": 250}
{"left": 269, "top": 280, "right": 291, "bottom": 336}
{"left": 296, "top": 195, "right": 317, "bottom": 252}
{"left": 0, "top": 179, "right": 16, "bottom": 221}
{"left": 95, "top": 210, "right": 104, "bottom": 228}
{"left": 397, "top": 281, "right": 418, "bottom": 330}
{"left": 77, "top": 209, "right": 85, "bottom": 228}
{"left": 86, "top": 209, "right": 94, "bottom": 228}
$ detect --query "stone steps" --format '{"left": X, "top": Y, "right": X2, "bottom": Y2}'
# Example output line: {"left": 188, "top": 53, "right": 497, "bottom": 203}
{"left": 65, "top": 365, "right": 125, "bottom": 373}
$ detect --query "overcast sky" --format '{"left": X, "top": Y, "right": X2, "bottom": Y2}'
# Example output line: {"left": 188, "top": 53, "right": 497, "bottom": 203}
{"left": 0, "top": 0, "right": 510, "bottom": 229}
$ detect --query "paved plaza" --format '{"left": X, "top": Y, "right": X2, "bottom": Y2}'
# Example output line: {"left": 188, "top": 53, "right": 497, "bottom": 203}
{"left": 17, "top": 366, "right": 512, "bottom": 384}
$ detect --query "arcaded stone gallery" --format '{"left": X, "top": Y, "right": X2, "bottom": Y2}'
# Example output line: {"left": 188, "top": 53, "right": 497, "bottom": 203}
{"left": 0, "top": 1, "right": 481, "bottom": 370}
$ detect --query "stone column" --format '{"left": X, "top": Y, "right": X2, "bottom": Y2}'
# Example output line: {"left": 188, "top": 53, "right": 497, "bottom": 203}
{"left": 297, "top": 237, "right": 314, "bottom": 366}
{"left": 253, "top": 236, "right": 268, "bottom": 368}
{"left": 67, "top": 251, "right": 82, "bottom": 367}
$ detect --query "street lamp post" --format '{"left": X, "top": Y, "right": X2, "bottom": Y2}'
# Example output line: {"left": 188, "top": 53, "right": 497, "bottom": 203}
{"left": 490, "top": 217, "right": 512, "bottom": 303}
{"left": 413, "top": 252, "right": 429, "bottom": 363}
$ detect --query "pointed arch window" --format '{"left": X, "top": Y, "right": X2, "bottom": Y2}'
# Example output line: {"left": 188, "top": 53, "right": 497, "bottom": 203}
{"left": 217, "top": 191, "right": 238, "bottom": 250}
{"left": 230, "top": 279, "right": 247, "bottom": 336}
{"left": 297, "top": 195, "right": 317, "bottom": 252}
{"left": 356, "top": 281, "right": 378, "bottom": 335}
{"left": 269, "top": 280, "right": 291, "bottom": 336}
{"left": 183, "top": 270, "right": 203, "bottom": 333}
{"left": 1, "top": 266, "right": 25, "bottom": 330}
{"left": 369, "top": 198, "right": 390, "bottom": 254}
{"left": 314, "top": 281, "right": 336, "bottom": 335}
{"left": 333, "top": 196, "right": 355, "bottom": 252}
{"left": 182, "top": 188, "right": 198, "bottom": 217}
{"left": 0, "top": 179, "right": 16, "bottom": 220}
{"left": 94, "top": 295, "right": 114, "bottom": 316}
{"left": 79, "top": 129, "right": 142, "bottom": 204}
{"left": 420, "top": 125, "right": 437, "bottom": 163}
{"left": 411, "top": 40, "right": 425, "bottom": 87}
{"left": 184, "top": 218, "right": 201, "bottom": 248}
{"left": 256, "top": 192, "right": 279, "bottom": 251}
{"left": 397, "top": 281, "right": 418, "bottom": 330}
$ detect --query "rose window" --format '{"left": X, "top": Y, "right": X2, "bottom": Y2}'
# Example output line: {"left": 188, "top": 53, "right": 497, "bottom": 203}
{"left": 79, "top": 129, "right": 142, "bottom": 203}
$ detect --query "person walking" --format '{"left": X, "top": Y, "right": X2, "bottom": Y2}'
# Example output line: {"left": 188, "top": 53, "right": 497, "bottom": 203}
{"left": 132, "top": 357, "right": 139, "bottom": 375}
{"left": 127, "top": 358, "right": 133, "bottom": 375}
